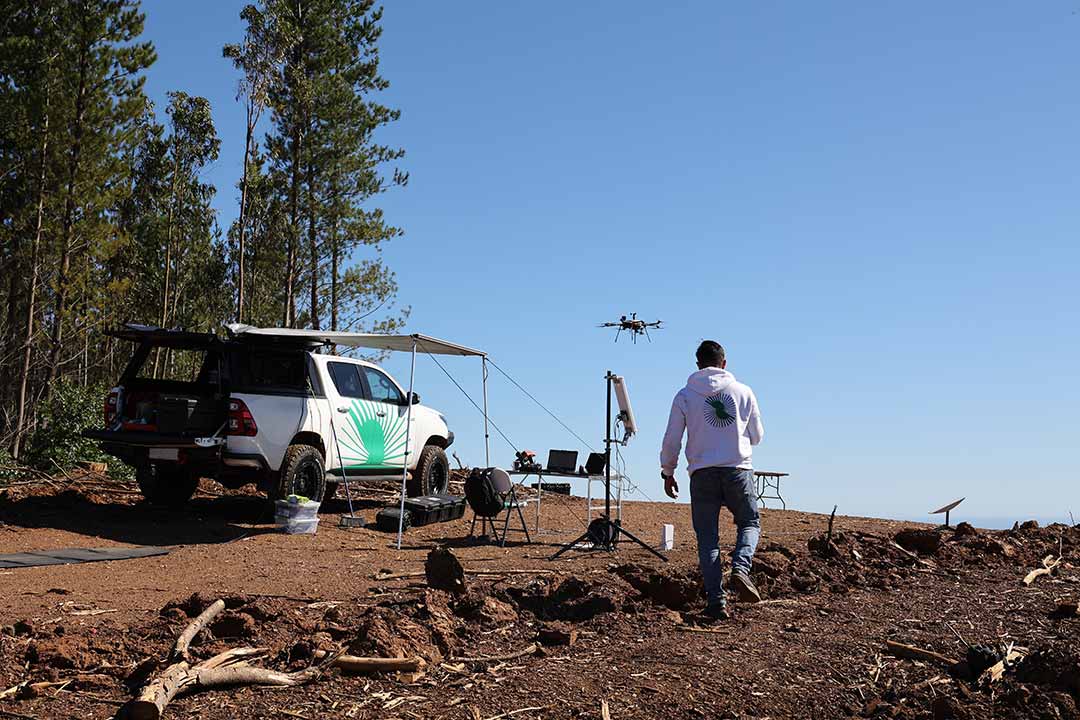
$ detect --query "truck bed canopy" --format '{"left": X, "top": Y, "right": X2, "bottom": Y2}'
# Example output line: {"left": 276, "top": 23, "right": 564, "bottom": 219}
{"left": 224, "top": 324, "right": 485, "bottom": 358}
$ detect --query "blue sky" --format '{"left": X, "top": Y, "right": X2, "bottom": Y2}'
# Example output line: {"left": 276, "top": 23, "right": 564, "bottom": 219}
{"left": 141, "top": 2, "right": 1080, "bottom": 526}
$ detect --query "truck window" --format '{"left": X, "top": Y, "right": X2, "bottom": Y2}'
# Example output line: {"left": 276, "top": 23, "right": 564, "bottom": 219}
{"left": 134, "top": 348, "right": 215, "bottom": 384}
{"left": 231, "top": 348, "right": 309, "bottom": 394}
{"left": 362, "top": 367, "right": 403, "bottom": 405}
{"left": 328, "top": 362, "right": 365, "bottom": 399}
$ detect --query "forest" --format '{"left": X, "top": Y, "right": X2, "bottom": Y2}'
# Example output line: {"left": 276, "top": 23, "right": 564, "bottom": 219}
{"left": 0, "top": 0, "right": 408, "bottom": 465}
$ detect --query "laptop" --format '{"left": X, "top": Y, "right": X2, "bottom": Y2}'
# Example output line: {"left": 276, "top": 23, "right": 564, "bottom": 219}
{"left": 546, "top": 450, "right": 578, "bottom": 475}
{"left": 584, "top": 452, "right": 607, "bottom": 475}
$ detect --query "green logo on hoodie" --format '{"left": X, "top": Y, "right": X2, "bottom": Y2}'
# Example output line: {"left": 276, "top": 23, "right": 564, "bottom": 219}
{"left": 704, "top": 393, "right": 736, "bottom": 428}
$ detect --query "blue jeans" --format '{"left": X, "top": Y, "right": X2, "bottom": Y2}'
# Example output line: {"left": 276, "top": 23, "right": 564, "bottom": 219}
{"left": 690, "top": 466, "right": 760, "bottom": 606}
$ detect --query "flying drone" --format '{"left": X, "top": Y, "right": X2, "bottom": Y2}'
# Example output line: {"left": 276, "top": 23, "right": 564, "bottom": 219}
{"left": 598, "top": 313, "right": 663, "bottom": 343}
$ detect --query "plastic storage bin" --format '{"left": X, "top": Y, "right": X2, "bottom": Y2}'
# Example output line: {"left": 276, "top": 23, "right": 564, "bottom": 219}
{"left": 275, "top": 496, "right": 321, "bottom": 534}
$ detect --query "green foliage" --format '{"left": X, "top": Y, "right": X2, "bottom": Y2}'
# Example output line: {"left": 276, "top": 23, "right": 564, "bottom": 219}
{"left": 0, "top": 447, "right": 19, "bottom": 484}
{"left": 1, "top": 0, "right": 409, "bottom": 458}
{"left": 25, "top": 381, "right": 113, "bottom": 475}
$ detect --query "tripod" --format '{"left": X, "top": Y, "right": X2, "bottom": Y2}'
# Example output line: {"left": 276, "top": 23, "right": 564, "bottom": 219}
{"left": 551, "top": 371, "right": 667, "bottom": 561}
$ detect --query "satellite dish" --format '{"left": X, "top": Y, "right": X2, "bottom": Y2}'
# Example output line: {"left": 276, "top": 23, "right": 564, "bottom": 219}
{"left": 929, "top": 497, "right": 965, "bottom": 527}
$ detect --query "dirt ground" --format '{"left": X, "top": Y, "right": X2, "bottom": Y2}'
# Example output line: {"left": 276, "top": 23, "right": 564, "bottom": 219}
{"left": 0, "top": 475, "right": 1077, "bottom": 720}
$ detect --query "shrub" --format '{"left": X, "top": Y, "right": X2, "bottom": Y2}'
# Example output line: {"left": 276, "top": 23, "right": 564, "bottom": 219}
{"left": 25, "top": 381, "right": 118, "bottom": 476}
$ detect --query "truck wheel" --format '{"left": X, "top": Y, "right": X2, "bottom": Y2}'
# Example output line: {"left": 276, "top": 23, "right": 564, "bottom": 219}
{"left": 274, "top": 444, "right": 327, "bottom": 503}
{"left": 137, "top": 463, "right": 199, "bottom": 507}
{"left": 408, "top": 445, "right": 449, "bottom": 497}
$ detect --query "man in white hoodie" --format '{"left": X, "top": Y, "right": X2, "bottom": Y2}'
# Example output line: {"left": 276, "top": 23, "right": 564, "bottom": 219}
{"left": 660, "top": 340, "right": 764, "bottom": 620}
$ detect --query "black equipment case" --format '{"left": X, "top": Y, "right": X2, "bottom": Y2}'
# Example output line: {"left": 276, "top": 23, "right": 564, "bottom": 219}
{"left": 375, "top": 506, "right": 411, "bottom": 532}
{"left": 403, "top": 494, "right": 467, "bottom": 526}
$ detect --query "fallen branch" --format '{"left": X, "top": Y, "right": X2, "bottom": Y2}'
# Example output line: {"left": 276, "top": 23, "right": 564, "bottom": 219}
{"left": 1023, "top": 555, "right": 1061, "bottom": 586}
{"left": 126, "top": 596, "right": 319, "bottom": 720}
{"left": 0, "top": 680, "right": 68, "bottom": 701}
{"left": 193, "top": 665, "right": 320, "bottom": 689}
{"left": 173, "top": 599, "right": 225, "bottom": 662}
{"left": 884, "top": 640, "right": 958, "bottom": 668}
{"left": 452, "top": 643, "right": 539, "bottom": 664}
{"left": 826, "top": 505, "right": 838, "bottom": 544}
{"left": 312, "top": 651, "right": 425, "bottom": 674}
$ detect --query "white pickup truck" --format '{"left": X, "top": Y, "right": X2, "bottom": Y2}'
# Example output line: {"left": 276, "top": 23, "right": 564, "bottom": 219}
{"left": 85, "top": 325, "right": 453, "bottom": 507}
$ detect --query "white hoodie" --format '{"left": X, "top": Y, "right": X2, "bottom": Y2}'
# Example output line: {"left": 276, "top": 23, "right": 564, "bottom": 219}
{"left": 660, "top": 368, "right": 764, "bottom": 475}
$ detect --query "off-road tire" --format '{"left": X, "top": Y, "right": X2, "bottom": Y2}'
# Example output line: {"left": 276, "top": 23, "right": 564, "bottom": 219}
{"left": 273, "top": 444, "right": 327, "bottom": 504}
{"left": 137, "top": 462, "right": 199, "bottom": 508}
{"left": 408, "top": 444, "right": 449, "bottom": 497}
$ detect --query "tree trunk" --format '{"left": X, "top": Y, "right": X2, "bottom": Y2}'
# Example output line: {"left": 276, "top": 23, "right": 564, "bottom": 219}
{"left": 307, "top": 160, "right": 319, "bottom": 330}
{"left": 236, "top": 102, "right": 254, "bottom": 323}
{"left": 330, "top": 215, "right": 339, "bottom": 332}
{"left": 13, "top": 86, "right": 50, "bottom": 458}
{"left": 284, "top": 119, "right": 300, "bottom": 328}
{"left": 45, "top": 22, "right": 90, "bottom": 392}
{"left": 155, "top": 148, "right": 184, "bottom": 377}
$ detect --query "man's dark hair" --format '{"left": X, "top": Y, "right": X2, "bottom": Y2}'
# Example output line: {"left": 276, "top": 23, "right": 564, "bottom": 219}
{"left": 696, "top": 340, "right": 725, "bottom": 368}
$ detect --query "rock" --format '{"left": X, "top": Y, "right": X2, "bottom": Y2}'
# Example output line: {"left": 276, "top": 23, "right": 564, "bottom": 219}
{"left": 13, "top": 619, "right": 34, "bottom": 636}
{"left": 895, "top": 528, "right": 943, "bottom": 555}
{"left": 1019, "top": 520, "right": 1040, "bottom": 531}
{"left": 210, "top": 611, "right": 256, "bottom": 639}
{"left": 537, "top": 622, "right": 578, "bottom": 646}
{"left": 0, "top": 625, "right": 14, "bottom": 637}
{"left": 425, "top": 547, "right": 467, "bottom": 594}
{"left": 791, "top": 573, "right": 819, "bottom": 592}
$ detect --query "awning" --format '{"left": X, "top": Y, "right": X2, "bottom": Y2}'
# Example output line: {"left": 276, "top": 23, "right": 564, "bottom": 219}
{"left": 224, "top": 324, "right": 485, "bottom": 357}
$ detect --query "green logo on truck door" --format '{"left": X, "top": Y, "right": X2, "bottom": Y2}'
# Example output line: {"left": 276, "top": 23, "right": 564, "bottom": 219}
{"left": 337, "top": 399, "right": 408, "bottom": 469}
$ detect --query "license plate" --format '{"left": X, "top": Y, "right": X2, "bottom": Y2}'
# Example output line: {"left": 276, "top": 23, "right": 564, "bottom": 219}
{"left": 148, "top": 448, "right": 179, "bottom": 461}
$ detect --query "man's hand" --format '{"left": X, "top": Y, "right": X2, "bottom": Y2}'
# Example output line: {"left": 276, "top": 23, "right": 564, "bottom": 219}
{"left": 662, "top": 472, "right": 679, "bottom": 499}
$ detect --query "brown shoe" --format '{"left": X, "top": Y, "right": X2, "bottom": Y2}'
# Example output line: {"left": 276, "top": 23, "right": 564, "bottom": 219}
{"left": 729, "top": 570, "right": 761, "bottom": 603}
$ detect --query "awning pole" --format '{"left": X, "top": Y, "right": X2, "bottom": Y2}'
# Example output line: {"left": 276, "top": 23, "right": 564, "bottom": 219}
{"left": 481, "top": 355, "right": 491, "bottom": 466}
{"left": 396, "top": 337, "right": 418, "bottom": 549}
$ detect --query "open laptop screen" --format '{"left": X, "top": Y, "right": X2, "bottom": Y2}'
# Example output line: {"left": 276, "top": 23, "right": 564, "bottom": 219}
{"left": 546, "top": 450, "right": 578, "bottom": 474}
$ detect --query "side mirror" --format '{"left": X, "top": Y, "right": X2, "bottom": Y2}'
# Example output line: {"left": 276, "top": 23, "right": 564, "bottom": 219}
{"left": 403, "top": 392, "right": 420, "bottom": 406}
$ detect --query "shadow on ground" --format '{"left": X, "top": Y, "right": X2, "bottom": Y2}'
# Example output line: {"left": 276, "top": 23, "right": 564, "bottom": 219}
{"left": 0, "top": 490, "right": 279, "bottom": 546}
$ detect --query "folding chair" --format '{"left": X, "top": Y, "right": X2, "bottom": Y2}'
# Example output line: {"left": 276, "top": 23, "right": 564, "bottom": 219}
{"left": 468, "top": 467, "right": 532, "bottom": 546}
